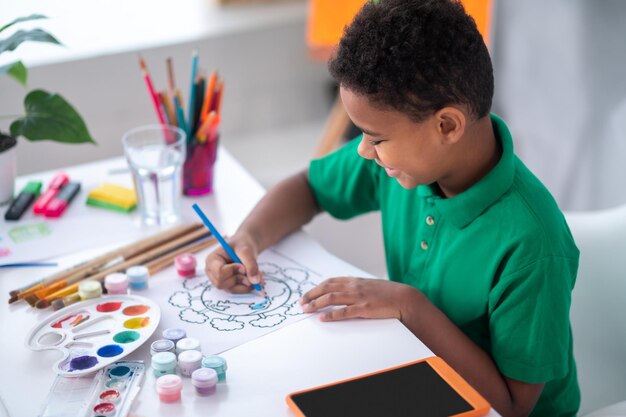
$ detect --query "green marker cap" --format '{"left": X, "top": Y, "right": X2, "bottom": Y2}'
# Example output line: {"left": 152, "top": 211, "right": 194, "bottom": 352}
{"left": 21, "top": 181, "right": 42, "bottom": 196}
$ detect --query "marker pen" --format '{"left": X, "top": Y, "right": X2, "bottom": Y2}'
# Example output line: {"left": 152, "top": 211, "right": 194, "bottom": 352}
{"left": 44, "top": 182, "right": 81, "bottom": 218}
{"left": 4, "top": 181, "right": 42, "bottom": 221}
{"left": 33, "top": 173, "right": 69, "bottom": 214}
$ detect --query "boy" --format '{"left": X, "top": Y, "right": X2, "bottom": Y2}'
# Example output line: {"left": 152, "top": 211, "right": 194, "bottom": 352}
{"left": 205, "top": 0, "right": 580, "bottom": 415}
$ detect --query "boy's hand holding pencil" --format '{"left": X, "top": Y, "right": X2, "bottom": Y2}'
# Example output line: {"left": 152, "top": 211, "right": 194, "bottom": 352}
{"left": 192, "top": 204, "right": 266, "bottom": 296}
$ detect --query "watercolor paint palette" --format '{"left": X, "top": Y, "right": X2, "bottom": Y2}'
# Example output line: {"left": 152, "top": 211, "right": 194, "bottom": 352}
{"left": 38, "top": 361, "right": 145, "bottom": 417}
{"left": 26, "top": 295, "right": 160, "bottom": 376}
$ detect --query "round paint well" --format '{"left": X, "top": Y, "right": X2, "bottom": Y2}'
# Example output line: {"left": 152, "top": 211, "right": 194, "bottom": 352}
{"left": 108, "top": 365, "right": 131, "bottom": 379}
{"left": 69, "top": 355, "right": 98, "bottom": 371}
{"left": 122, "top": 304, "right": 150, "bottom": 316}
{"left": 97, "top": 344, "right": 124, "bottom": 358}
{"left": 99, "top": 389, "right": 121, "bottom": 402}
{"left": 123, "top": 317, "right": 150, "bottom": 329}
{"left": 113, "top": 330, "right": 140, "bottom": 344}
{"left": 96, "top": 302, "right": 122, "bottom": 313}
{"left": 93, "top": 402, "right": 115, "bottom": 415}
{"left": 105, "top": 379, "right": 126, "bottom": 390}
{"left": 37, "top": 332, "right": 64, "bottom": 346}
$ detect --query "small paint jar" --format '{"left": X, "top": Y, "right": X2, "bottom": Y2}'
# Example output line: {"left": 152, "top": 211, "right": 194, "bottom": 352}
{"left": 191, "top": 368, "right": 218, "bottom": 395}
{"left": 78, "top": 280, "right": 102, "bottom": 300}
{"left": 176, "top": 337, "right": 201, "bottom": 354}
{"left": 99, "top": 389, "right": 121, "bottom": 403}
{"left": 162, "top": 328, "right": 186, "bottom": 345}
{"left": 156, "top": 374, "right": 182, "bottom": 403}
{"left": 104, "top": 273, "right": 129, "bottom": 295}
{"left": 150, "top": 339, "right": 175, "bottom": 356}
{"left": 201, "top": 355, "right": 227, "bottom": 381}
{"left": 178, "top": 349, "right": 203, "bottom": 377}
{"left": 126, "top": 265, "right": 149, "bottom": 290}
{"left": 93, "top": 402, "right": 116, "bottom": 415}
{"left": 151, "top": 351, "right": 177, "bottom": 377}
{"left": 175, "top": 253, "right": 197, "bottom": 278}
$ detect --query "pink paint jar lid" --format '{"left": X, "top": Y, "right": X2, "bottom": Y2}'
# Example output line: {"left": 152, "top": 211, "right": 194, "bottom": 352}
{"left": 104, "top": 273, "right": 129, "bottom": 294}
{"left": 191, "top": 368, "right": 218, "bottom": 388}
{"left": 156, "top": 374, "right": 183, "bottom": 395}
{"left": 175, "top": 253, "right": 197, "bottom": 277}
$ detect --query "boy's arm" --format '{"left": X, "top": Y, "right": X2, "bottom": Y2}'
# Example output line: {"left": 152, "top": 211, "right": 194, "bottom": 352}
{"left": 400, "top": 287, "right": 544, "bottom": 417}
{"left": 237, "top": 169, "right": 320, "bottom": 252}
{"left": 205, "top": 169, "right": 320, "bottom": 291}
{"left": 301, "top": 280, "right": 544, "bottom": 417}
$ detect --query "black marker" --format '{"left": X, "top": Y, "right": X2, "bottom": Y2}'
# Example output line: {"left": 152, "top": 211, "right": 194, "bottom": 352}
{"left": 4, "top": 181, "right": 42, "bottom": 221}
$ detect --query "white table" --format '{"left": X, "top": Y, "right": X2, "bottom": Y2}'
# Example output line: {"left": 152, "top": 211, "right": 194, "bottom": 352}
{"left": 0, "top": 149, "right": 501, "bottom": 416}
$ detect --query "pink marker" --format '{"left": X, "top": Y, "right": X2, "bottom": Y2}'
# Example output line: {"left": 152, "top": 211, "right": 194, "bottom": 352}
{"left": 175, "top": 253, "right": 197, "bottom": 278}
{"left": 33, "top": 173, "right": 69, "bottom": 214}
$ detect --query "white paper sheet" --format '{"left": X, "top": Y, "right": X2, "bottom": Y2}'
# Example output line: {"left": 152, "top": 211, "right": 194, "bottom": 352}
{"left": 144, "top": 231, "right": 376, "bottom": 355}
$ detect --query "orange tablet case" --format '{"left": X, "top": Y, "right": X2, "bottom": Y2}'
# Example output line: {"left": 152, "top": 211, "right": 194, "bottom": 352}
{"left": 286, "top": 356, "right": 490, "bottom": 417}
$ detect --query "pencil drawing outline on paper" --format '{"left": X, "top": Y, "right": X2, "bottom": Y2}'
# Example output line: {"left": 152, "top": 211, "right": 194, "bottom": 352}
{"left": 168, "top": 253, "right": 318, "bottom": 331}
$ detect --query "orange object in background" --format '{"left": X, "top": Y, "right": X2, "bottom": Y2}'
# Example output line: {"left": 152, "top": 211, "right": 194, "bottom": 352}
{"left": 307, "top": 0, "right": 493, "bottom": 61}
{"left": 308, "top": 0, "right": 494, "bottom": 157}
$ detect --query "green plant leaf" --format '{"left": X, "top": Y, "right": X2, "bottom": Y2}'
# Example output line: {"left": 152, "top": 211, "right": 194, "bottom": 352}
{"left": 10, "top": 89, "right": 95, "bottom": 144}
{"left": 0, "top": 28, "right": 61, "bottom": 55}
{"left": 0, "top": 14, "right": 48, "bottom": 33}
{"left": 0, "top": 61, "right": 27, "bottom": 85}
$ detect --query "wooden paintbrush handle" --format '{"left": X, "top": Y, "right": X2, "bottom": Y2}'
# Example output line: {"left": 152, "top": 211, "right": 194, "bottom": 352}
{"left": 16, "top": 223, "right": 202, "bottom": 300}
{"left": 31, "top": 223, "right": 204, "bottom": 300}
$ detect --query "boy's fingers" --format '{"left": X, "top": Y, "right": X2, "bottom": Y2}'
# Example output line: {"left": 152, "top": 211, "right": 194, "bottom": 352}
{"left": 319, "top": 305, "right": 363, "bottom": 321}
{"left": 237, "top": 250, "right": 262, "bottom": 284}
{"left": 301, "top": 292, "right": 354, "bottom": 313}
{"left": 300, "top": 280, "right": 346, "bottom": 305}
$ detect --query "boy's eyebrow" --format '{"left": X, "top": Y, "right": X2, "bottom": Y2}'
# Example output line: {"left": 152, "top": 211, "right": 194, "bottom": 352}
{"left": 353, "top": 123, "right": 382, "bottom": 137}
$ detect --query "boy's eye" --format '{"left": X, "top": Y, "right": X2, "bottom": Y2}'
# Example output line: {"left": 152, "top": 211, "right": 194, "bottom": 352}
{"left": 369, "top": 139, "right": 383, "bottom": 146}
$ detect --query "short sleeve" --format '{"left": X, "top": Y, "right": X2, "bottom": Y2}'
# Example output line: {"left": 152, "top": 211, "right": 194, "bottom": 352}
{"left": 488, "top": 255, "right": 577, "bottom": 383}
{"left": 308, "top": 137, "right": 380, "bottom": 219}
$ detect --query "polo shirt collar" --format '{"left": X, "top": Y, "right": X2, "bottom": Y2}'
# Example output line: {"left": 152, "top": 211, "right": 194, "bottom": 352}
{"left": 417, "top": 113, "right": 515, "bottom": 229}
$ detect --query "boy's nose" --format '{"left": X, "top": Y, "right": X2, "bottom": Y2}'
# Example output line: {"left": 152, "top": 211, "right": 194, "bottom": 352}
{"left": 357, "top": 137, "right": 376, "bottom": 160}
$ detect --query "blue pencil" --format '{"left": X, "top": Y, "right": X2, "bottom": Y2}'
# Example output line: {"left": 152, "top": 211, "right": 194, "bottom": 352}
{"left": 192, "top": 204, "right": 265, "bottom": 294}
{"left": 187, "top": 50, "right": 199, "bottom": 139}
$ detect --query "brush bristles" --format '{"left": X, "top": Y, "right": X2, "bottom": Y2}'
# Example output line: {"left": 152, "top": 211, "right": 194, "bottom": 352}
{"left": 9, "top": 290, "right": 18, "bottom": 297}
{"left": 35, "top": 299, "right": 51, "bottom": 309}
{"left": 8, "top": 295, "right": 18, "bottom": 304}
{"left": 24, "top": 294, "right": 39, "bottom": 307}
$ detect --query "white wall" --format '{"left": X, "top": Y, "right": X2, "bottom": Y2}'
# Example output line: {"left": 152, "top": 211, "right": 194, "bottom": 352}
{"left": 0, "top": 2, "right": 332, "bottom": 175}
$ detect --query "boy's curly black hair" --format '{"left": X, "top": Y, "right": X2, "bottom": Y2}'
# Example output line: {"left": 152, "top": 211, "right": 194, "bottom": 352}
{"left": 329, "top": 0, "right": 493, "bottom": 122}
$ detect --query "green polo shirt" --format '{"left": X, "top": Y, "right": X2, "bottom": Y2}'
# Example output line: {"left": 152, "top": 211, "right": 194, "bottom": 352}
{"left": 308, "top": 114, "right": 580, "bottom": 416}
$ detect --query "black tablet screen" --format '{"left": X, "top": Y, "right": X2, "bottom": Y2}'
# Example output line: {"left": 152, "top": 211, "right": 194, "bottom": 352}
{"left": 290, "top": 361, "right": 473, "bottom": 417}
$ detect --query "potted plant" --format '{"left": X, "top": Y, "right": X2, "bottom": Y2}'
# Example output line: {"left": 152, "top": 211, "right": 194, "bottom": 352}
{"left": 0, "top": 14, "right": 95, "bottom": 205}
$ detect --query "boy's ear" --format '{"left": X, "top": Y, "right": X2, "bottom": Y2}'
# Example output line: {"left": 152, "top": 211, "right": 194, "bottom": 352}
{"left": 435, "top": 107, "right": 466, "bottom": 144}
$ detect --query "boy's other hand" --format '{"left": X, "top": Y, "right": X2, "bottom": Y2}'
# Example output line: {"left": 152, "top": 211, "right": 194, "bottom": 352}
{"left": 299, "top": 277, "right": 419, "bottom": 322}
{"left": 204, "top": 233, "right": 265, "bottom": 294}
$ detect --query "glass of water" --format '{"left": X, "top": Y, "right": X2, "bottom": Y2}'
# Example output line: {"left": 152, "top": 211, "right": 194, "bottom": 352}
{"left": 122, "top": 125, "right": 186, "bottom": 225}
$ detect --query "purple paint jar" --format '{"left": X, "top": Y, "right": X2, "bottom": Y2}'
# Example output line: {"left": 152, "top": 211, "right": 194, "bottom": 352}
{"left": 178, "top": 349, "right": 202, "bottom": 377}
{"left": 162, "top": 328, "right": 186, "bottom": 345}
{"left": 191, "top": 368, "right": 218, "bottom": 395}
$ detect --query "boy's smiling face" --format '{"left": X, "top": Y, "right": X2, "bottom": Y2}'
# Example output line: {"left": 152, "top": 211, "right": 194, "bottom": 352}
{"left": 340, "top": 86, "right": 458, "bottom": 190}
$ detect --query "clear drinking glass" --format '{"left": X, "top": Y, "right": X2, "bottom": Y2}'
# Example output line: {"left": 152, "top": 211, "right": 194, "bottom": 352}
{"left": 122, "top": 125, "right": 186, "bottom": 225}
